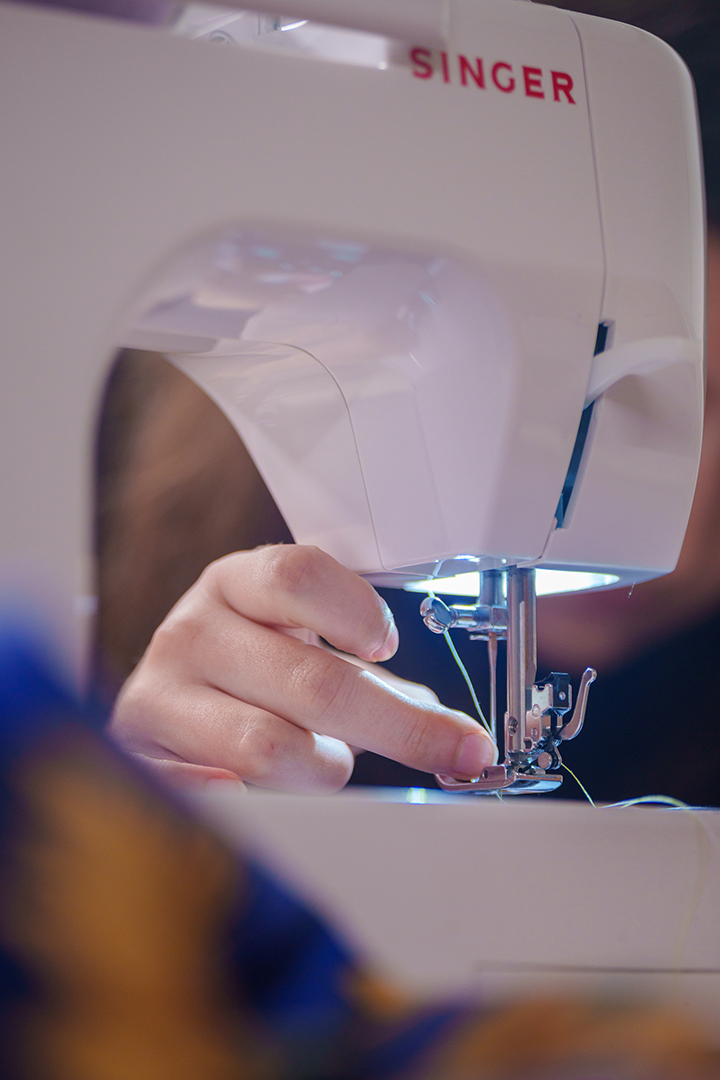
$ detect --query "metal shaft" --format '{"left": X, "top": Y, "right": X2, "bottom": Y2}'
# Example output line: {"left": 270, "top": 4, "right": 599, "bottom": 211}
{"left": 480, "top": 570, "right": 503, "bottom": 748}
{"left": 505, "top": 567, "right": 537, "bottom": 757}
{"left": 487, "top": 631, "right": 498, "bottom": 746}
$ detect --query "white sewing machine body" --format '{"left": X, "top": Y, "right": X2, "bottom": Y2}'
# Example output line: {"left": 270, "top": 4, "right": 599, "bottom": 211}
{"left": 192, "top": 786, "right": 720, "bottom": 1041}
{"left": 167, "top": 1, "right": 705, "bottom": 596}
{"left": 0, "top": 0, "right": 704, "bottom": 667}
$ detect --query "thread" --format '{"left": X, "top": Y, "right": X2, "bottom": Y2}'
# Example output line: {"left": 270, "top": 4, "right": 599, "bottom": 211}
{"left": 561, "top": 762, "right": 595, "bottom": 807}
{"left": 425, "top": 589, "right": 493, "bottom": 739}
{"left": 441, "top": 630, "right": 493, "bottom": 739}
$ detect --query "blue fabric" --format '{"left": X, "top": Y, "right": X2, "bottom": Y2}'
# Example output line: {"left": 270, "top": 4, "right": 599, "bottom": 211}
{"left": 232, "top": 860, "right": 354, "bottom": 1030}
{"left": 0, "top": 621, "right": 106, "bottom": 761}
{"left": 0, "top": 622, "right": 464, "bottom": 1079}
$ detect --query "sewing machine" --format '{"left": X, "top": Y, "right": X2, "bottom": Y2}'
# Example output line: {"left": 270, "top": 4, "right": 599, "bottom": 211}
{"left": 1, "top": 0, "right": 717, "bottom": 1030}
{"left": 166, "top": 2, "right": 704, "bottom": 796}
{"left": 0, "top": 0, "right": 703, "bottom": 792}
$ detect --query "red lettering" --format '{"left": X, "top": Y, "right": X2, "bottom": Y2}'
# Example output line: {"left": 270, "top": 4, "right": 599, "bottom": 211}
{"left": 409, "top": 50, "right": 576, "bottom": 105}
{"left": 523, "top": 65, "right": 544, "bottom": 98}
{"left": 410, "top": 47, "right": 433, "bottom": 79}
{"left": 491, "top": 62, "right": 515, "bottom": 93}
{"left": 552, "top": 70, "right": 575, "bottom": 103}
{"left": 459, "top": 54, "right": 485, "bottom": 88}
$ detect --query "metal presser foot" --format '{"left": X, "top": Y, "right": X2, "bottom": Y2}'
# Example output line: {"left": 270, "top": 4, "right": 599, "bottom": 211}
{"left": 420, "top": 567, "right": 596, "bottom": 795}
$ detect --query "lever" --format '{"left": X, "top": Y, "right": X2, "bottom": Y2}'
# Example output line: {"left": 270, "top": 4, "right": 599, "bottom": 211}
{"left": 560, "top": 667, "right": 597, "bottom": 741}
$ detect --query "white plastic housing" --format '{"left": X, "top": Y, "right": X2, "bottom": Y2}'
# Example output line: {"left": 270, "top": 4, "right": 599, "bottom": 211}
{"left": 0, "top": 0, "right": 704, "bottom": 668}
{"left": 192, "top": 788, "right": 720, "bottom": 1043}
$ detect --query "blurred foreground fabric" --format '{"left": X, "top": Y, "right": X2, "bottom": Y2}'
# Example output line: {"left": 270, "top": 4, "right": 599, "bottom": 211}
{"left": 0, "top": 626, "right": 718, "bottom": 1080}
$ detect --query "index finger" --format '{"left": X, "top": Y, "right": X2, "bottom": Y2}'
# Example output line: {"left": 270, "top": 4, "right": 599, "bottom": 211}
{"left": 185, "top": 609, "right": 496, "bottom": 780}
{"left": 201, "top": 545, "right": 399, "bottom": 663}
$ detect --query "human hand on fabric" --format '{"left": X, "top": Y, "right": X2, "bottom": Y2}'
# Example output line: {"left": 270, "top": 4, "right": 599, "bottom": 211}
{"left": 110, "top": 545, "right": 495, "bottom": 791}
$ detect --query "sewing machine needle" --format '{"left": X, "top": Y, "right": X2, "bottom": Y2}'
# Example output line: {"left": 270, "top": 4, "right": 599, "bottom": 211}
{"left": 488, "top": 630, "right": 498, "bottom": 745}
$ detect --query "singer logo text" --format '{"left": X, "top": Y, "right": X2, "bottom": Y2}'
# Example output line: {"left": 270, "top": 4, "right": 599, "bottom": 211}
{"left": 410, "top": 48, "right": 576, "bottom": 103}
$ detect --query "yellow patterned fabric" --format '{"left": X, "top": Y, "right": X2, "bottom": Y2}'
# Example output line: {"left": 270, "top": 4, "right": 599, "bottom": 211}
{"left": 1, "top": 736, "right": 266, "bottom": 1080}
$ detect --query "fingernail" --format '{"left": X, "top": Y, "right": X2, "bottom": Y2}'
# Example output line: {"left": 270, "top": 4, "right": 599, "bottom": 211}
{"left": 370, "top": 618, "right": 399, "bottom": 661}
{"left": 453, "top": 731, "right": 495, "bottom": 780}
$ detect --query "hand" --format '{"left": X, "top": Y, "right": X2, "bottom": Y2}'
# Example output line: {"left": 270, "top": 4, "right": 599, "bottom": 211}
{"left": 110, "top": 545, "right": 495, "bottom": 791}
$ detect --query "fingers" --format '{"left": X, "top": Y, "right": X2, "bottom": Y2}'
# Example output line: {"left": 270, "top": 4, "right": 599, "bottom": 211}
{"left": 112, "top": 544, "right": 497, "bottom": 792}
{"left": 144, "top": 603, "right": 495, "bottom": 779}
{"left": 113, "top": 681, "right": 355, "bottom": 794}
{"left": 200, "top": 545, "right": 399, "bottom": 663}
{"left": 327, "top": 650, "right": 441, "bottom": 706}
{"left": 132, "top": 756, "right": 247, "bottom": 790}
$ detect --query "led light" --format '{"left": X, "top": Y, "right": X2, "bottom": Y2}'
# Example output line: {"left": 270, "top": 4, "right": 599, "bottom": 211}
{"left": 279, "top": 19, "right": 308, "bottom": 30}
{"left": 404, "top": 569, "right": 619, "bottom": 597}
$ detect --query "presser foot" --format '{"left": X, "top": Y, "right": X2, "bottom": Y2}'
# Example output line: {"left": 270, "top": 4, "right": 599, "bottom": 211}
{"left": 434, "top": 763, "right": 563, "bottom": 795}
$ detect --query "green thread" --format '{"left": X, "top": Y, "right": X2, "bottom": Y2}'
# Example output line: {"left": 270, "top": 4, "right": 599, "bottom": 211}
{"left": 561, "top": 762, "right": 595, "bottom": 807}
{"left": 442, "top": 629, "right": 493, "bottom": 738}
{"left": 426, "top": 588, "right": 493, "bottom": 739}
{"left": 605, "top": 795, "right": 692, "bottom": 810}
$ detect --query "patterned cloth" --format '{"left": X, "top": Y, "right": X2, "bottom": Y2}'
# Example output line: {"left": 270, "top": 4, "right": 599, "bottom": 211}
{"left": 0, "top": 625, "right": 717, "bottom": 1080}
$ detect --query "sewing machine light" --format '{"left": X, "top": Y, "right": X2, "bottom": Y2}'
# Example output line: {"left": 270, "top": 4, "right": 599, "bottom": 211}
{"left": 404, "top": 569, "right": 620, "bottom": 598}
